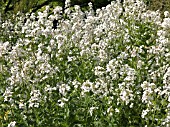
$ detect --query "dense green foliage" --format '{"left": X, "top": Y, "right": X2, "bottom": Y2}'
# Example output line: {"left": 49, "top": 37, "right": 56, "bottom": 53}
{"left": 1, "top": 0, "right": 170, "bottom": 15}
{"left": 0, "top": 0, "right": 112, "bottom": 14}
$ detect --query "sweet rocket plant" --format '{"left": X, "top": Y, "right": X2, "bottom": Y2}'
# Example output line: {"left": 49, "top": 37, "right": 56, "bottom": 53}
{"left": 0, "top": 0, "right": 170, "bottom": 126}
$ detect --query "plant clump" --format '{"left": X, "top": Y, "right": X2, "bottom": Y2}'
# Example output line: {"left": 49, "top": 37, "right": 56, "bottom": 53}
{"left": 0, "top": 0, "right": 170, "bottom": 126}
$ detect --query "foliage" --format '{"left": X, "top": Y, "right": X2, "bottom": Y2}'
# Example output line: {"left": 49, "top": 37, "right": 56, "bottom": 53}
{"left": 144, "top": 0, "right": 170, "bottom": 17}
{"left": 1, "top": 0, "right": 170, "bottom": 16}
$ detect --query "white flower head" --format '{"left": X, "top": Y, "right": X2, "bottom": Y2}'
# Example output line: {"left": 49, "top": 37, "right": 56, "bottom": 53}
{"left": 141, "top": 81, "right": 149, "bottom": 89}
{"left": 164, "top": 11, "right": 169, "bottom": 18}
{"left": 28, "top": 90, "right": 41, "bottom": 108}
{"left": 89, "top": 107, "right": 98, "bottom": 116}
{"left": 141, "top": 109, "right": 149, "bottom": 118}
{"left": 65, "top": 0, "right": 71, "bottom": 8}
{"left": 8, "top": 121, "right": 16, "bottom": 127}
{"left": 58, "top": 97, "right": 68, "bottom": 107}
{"left": 115, "top": 108, "right": 120, "bottom": 113}
{"left": 58, "top": 83, "right": 70, "bottom": 96}
{"left": 53, "top": 6, "right": 62, "bottom": 15}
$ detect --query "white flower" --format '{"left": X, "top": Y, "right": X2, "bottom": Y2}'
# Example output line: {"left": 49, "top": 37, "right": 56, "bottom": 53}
{"left": 163, "top": 67, "right": 170, "bottom": 85}
{"left": 58, "top": 99, "right": 65, "bottom": 107}
{"left": 120, "top": 89, "right": 133, "bottom": 105}
{"left": 129, "top": 103, "right": 134, "bottom": 108}
{"left": 89, "top": 107, "right": 98, "bottom": 116}
{"left": 115, "top": 108, "right": 120, "bottom": 113}
{"left": 141, "top": 81, "right": 149, "bottom": 89}
{"left": 72, "top": 80, "right": 81, "bottom": 89}
{"left": 107, "top": 106, "right": 113, "bottom": 116}
{"left": 58, "top": 97, "right": 68, "bottom": 107}
{"left": 28, "top": 90, "right": 41, "bottom": 108}
{"left": 168, "top": 96, "right": 170, "bottom": 102}
{"left": 45, "top": 85, "right": 57, "bottom": 94}
{"left": 53, "top": 6, "right": 62, "bottom": 15}
{"left": 81, "top": 80, "right": 93, "bottom": 94}
{"left": 47, "top": 46, "right": 52, "bottom": 52}
{"left": 94, "top": 66, "right": 105, "bottom": 76}
{"left": 3, "top": 87, "right": 13, "bottom": 102}
{"left": 65, "top": 0, "right": 71, "bottom": 8}
{"left": 58, "top": 84, "right": 70, "bottom": 96}
{"left": 162, "top": 18, "right": 170, "bottom": 28}
{"left": 8, "top": 121, "right": 16, "bottom": 127}
{"left": 19, "top": 100, "right": 26, "bottom": 109}
{"left": 67, "top": 56, "right": 73, "bottom": 62}
{"left": 137, "top": 60, "right": 144, "bottom": 68}
{"left": 141, "top": 109, "right": 149, "bottom": 118}
{"left": 164, "top": 11, "right": 169, "bottom": 18}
